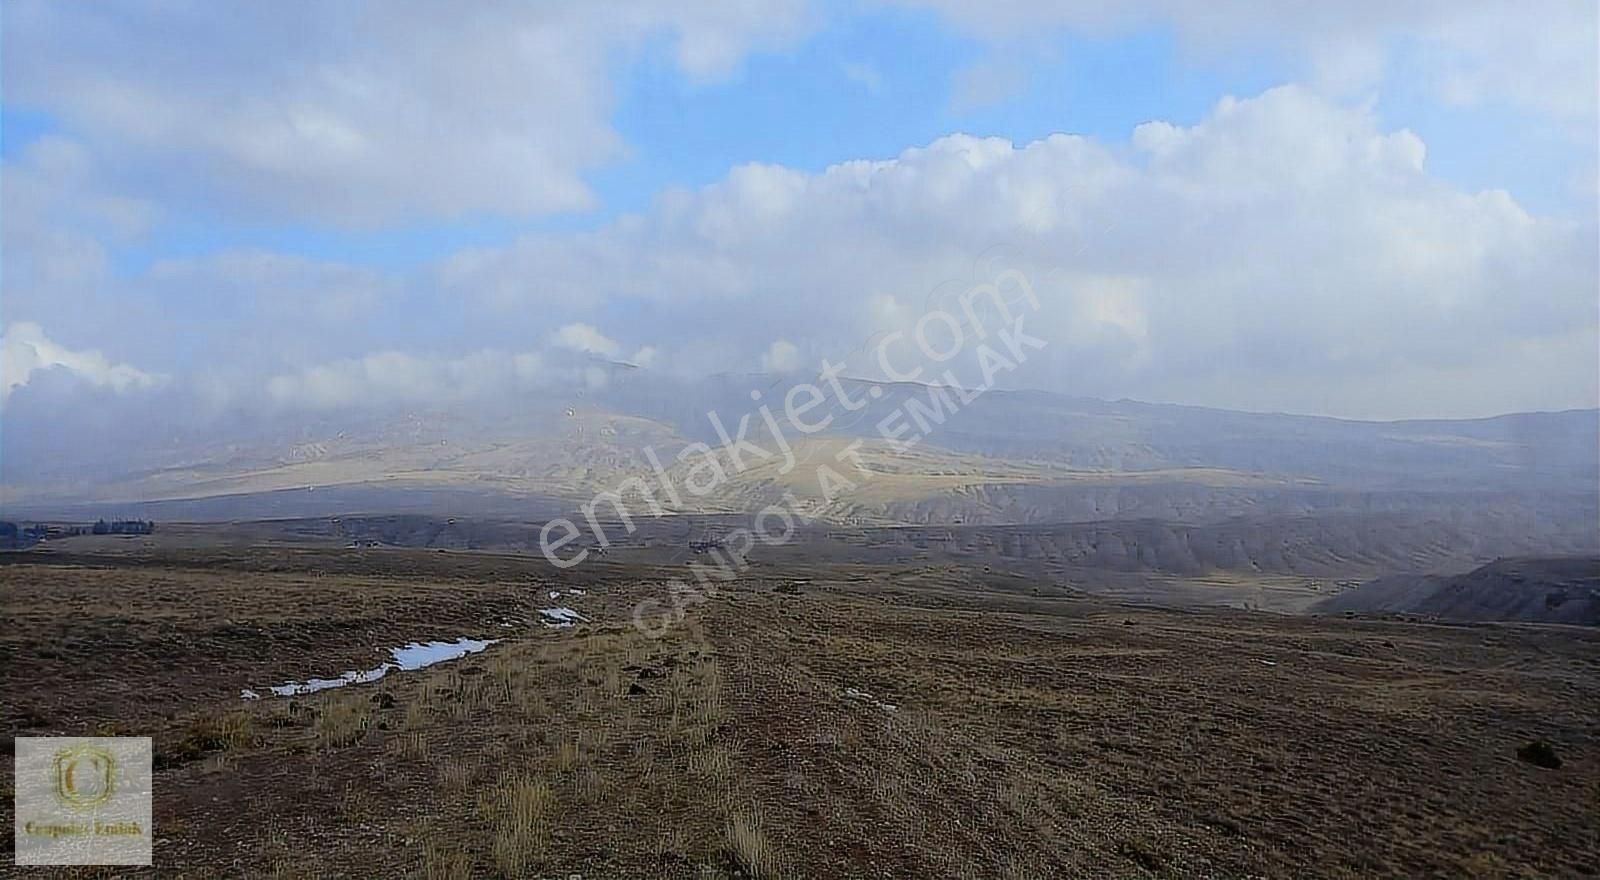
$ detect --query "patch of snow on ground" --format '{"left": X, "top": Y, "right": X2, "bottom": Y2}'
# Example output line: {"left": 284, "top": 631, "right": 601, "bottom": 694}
{"left": 254, "top": 637, "right": 498, "bottom": 698}
{"left": 390, "top": 638, "right": 497, "bottom": 670}
{"left": 539, "top": 607, "right": 587, "bottom": 628}
{"left": 843, "top": 686, "right": 897, "bottom": 713}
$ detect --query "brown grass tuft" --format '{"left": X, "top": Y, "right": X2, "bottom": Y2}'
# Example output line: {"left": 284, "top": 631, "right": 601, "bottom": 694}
{"left": 483, "top": 772, "right": 554, "bottom": 876}
{"left": 316, "top": 695, "right": 372, "bottom": 749}
{"left": 727, "top": 810, "right": 779, "bottom": 878}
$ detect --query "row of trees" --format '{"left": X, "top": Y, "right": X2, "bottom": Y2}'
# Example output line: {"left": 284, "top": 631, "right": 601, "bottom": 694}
{"left": 1, "top": 519, "right": 157, "bottom": 549}
{"left": 91, "top": 519, "right": 156, "bottom": 535}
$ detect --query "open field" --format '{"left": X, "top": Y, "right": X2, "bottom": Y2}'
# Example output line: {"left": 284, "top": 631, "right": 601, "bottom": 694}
{"left": 8, "top": 6, "right": 1598, "bottom": 878}
{"left": 3, "top": 541, "right": 1598, "bottom": 877}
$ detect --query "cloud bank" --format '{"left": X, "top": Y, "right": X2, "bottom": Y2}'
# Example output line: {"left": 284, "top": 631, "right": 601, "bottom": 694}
{"left": 1, "top": 3, "right": 1594, "bottom": 422}
{"left": 439, "top": 86, "right": 1597, "bottom": 417}
{"left": 1, "top": 322, "right": 165, "bottom": 401}
{"left": 913, "top": 0, "right": 1598, "bottom": 121}
{"left": 4, "top": 0, "right": 812, "bottom": 224}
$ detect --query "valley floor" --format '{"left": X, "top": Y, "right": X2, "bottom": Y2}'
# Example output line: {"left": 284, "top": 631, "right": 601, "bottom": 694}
{"left": 3, "top": 544, "right": 1597, "bottom": 877}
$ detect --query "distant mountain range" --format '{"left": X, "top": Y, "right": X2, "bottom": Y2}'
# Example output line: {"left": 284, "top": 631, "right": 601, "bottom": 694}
{"left": 4, "top": 373, "right": 1596, "bottom": 543}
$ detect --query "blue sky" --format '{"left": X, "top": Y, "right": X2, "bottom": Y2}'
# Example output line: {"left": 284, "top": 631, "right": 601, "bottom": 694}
{"left": 2, "top": 1, "right": 1596, "bottom": 419}
{"left": 6, "top": 5, "right": 1585, "bottom": 272}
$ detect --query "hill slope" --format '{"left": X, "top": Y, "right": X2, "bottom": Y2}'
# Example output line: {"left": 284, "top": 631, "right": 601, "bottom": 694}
{"left": 1315, "top": 557, "right": 1600, "bottom": 625}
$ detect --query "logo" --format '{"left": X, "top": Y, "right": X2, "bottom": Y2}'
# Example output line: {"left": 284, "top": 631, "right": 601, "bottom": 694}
{"left": 14, "top": 736, "right": 152, "bottom": 866}
{"left": 52, "top": 745, "right": 116, "bottom": 809}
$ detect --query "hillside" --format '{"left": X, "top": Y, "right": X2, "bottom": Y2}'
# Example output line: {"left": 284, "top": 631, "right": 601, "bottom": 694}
{"left": 1315, "top": 557, "right": 1600, "bottom": 625}
{"left": 4, "top": 378, "right": 1595, "bottom": 535}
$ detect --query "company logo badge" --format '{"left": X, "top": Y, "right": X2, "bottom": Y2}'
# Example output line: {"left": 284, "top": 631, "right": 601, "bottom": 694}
{"left": 14, "top": 736, "right": 152, "bottom": 866}
{"left": 53, "top": 745, "right": 117, "bottom": 809}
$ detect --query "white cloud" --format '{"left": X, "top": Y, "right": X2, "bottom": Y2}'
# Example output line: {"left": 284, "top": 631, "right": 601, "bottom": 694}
{"left": 1, "top": 322, "right": 165, "bottom": 401}
{"left": 8, "top": 1, "right": 1588, "bottom": 237}
{"left": 1, "top": 136, "right": 159, "bottom": 335}
{"left": 761, "top": 339, "right": 803, "bottom": 373}
{"left": 443, "top": 85, "right": 1597, "bottom": 418}
{"left": 5, "top": 59, "right": 1591, "bottom": 422}
{"left": 553, "top": 323, "right": 623, "bottom": 359}
{"left": 2, "top": 1, "right": 812, "bottom": 225}
{"left": 630, "top": 346, "right": 660, "bottom": 368}
{"left": 902, "top": 0, "right": 1598, "bottom": 122}
{"left": 4, "top": 4, "right": 1590, "bottom": 426}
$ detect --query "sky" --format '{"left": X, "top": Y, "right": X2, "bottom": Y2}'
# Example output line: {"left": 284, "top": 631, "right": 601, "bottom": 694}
{"left": 2, "top": 0, "right": 1597, "bottom": 422}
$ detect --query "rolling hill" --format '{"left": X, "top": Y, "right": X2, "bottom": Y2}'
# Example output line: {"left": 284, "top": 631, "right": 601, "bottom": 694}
{"left": 1315, "top": 557, "right": 1600, "bottom": 625}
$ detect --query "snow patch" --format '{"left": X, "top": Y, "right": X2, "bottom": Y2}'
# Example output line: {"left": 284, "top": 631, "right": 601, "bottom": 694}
{"left": 539, "top": 607, "right": 587, "bottom": 628}
{"left": 251, "top": 637, "right": 498, "bottom": 698}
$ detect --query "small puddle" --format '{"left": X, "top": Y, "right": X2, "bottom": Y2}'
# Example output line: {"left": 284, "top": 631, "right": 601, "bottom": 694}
{"left": 244, "top": 637, "right": 498, "bottom": 699}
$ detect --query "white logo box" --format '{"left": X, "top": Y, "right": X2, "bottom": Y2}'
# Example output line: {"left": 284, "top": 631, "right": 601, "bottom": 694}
{"left": 14, "top": 736, "right": 153, "bottom": 866}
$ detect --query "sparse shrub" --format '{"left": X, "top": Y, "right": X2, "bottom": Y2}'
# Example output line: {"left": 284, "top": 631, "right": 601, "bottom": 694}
{"left": 422, "top": 838, "right": 473, "bottom": 880}
{"left": 727, "top": 811, "right": 778, "bottom": 878}
{"left": 689, "top": 743, "right": 734, "bottom": 782}
{"left": 316, "top": 696, "right": 372, "bottom": 749}
{"left": 436, "top": 756, "right": 475, "bottom": 791}
{"left": 554, "top": 738, "right": 580, "bottom": 771}
{"left": 158, "top": 710, "right": 258, "bottom": 767}
{"left": 219, "top": 710, "right": 256, "bottom": 748}
{"left": 404, "top": 698, "right": 431, "bottom": 730}
{"left": 485, "top": 773, "right": 553, "bottom": 876}
{"left": 386, "top": 731, "right": 428, "bottom": 760}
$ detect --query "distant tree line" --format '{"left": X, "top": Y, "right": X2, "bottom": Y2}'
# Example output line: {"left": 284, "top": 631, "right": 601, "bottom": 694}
{"left": 1, "top": 519, "right": 156, "bottom": 549}
{"left": 92, "top": 519, "right": 155, "bottom": 535}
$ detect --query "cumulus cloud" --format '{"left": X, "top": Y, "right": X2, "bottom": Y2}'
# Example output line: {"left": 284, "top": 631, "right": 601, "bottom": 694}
{"left": 553, "top": 323, "right": 623, "bottom": 359}
{"left": 903, "top": 0, "right": 1598, "bottom": 121}
{"left": 2, "top": 3, "right": 1590, "bottom": 432}
{"left": 1, "top": 322, "right": 165, "bottom": 401}
{"left": 442, "top": 86, "right": 1597, "bottom": 418}
{"left": 2, "top": 0, "right": 812, "bottom": 225}
{"left": 4, "top": 59, "right": 1592, "bottom": 421}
